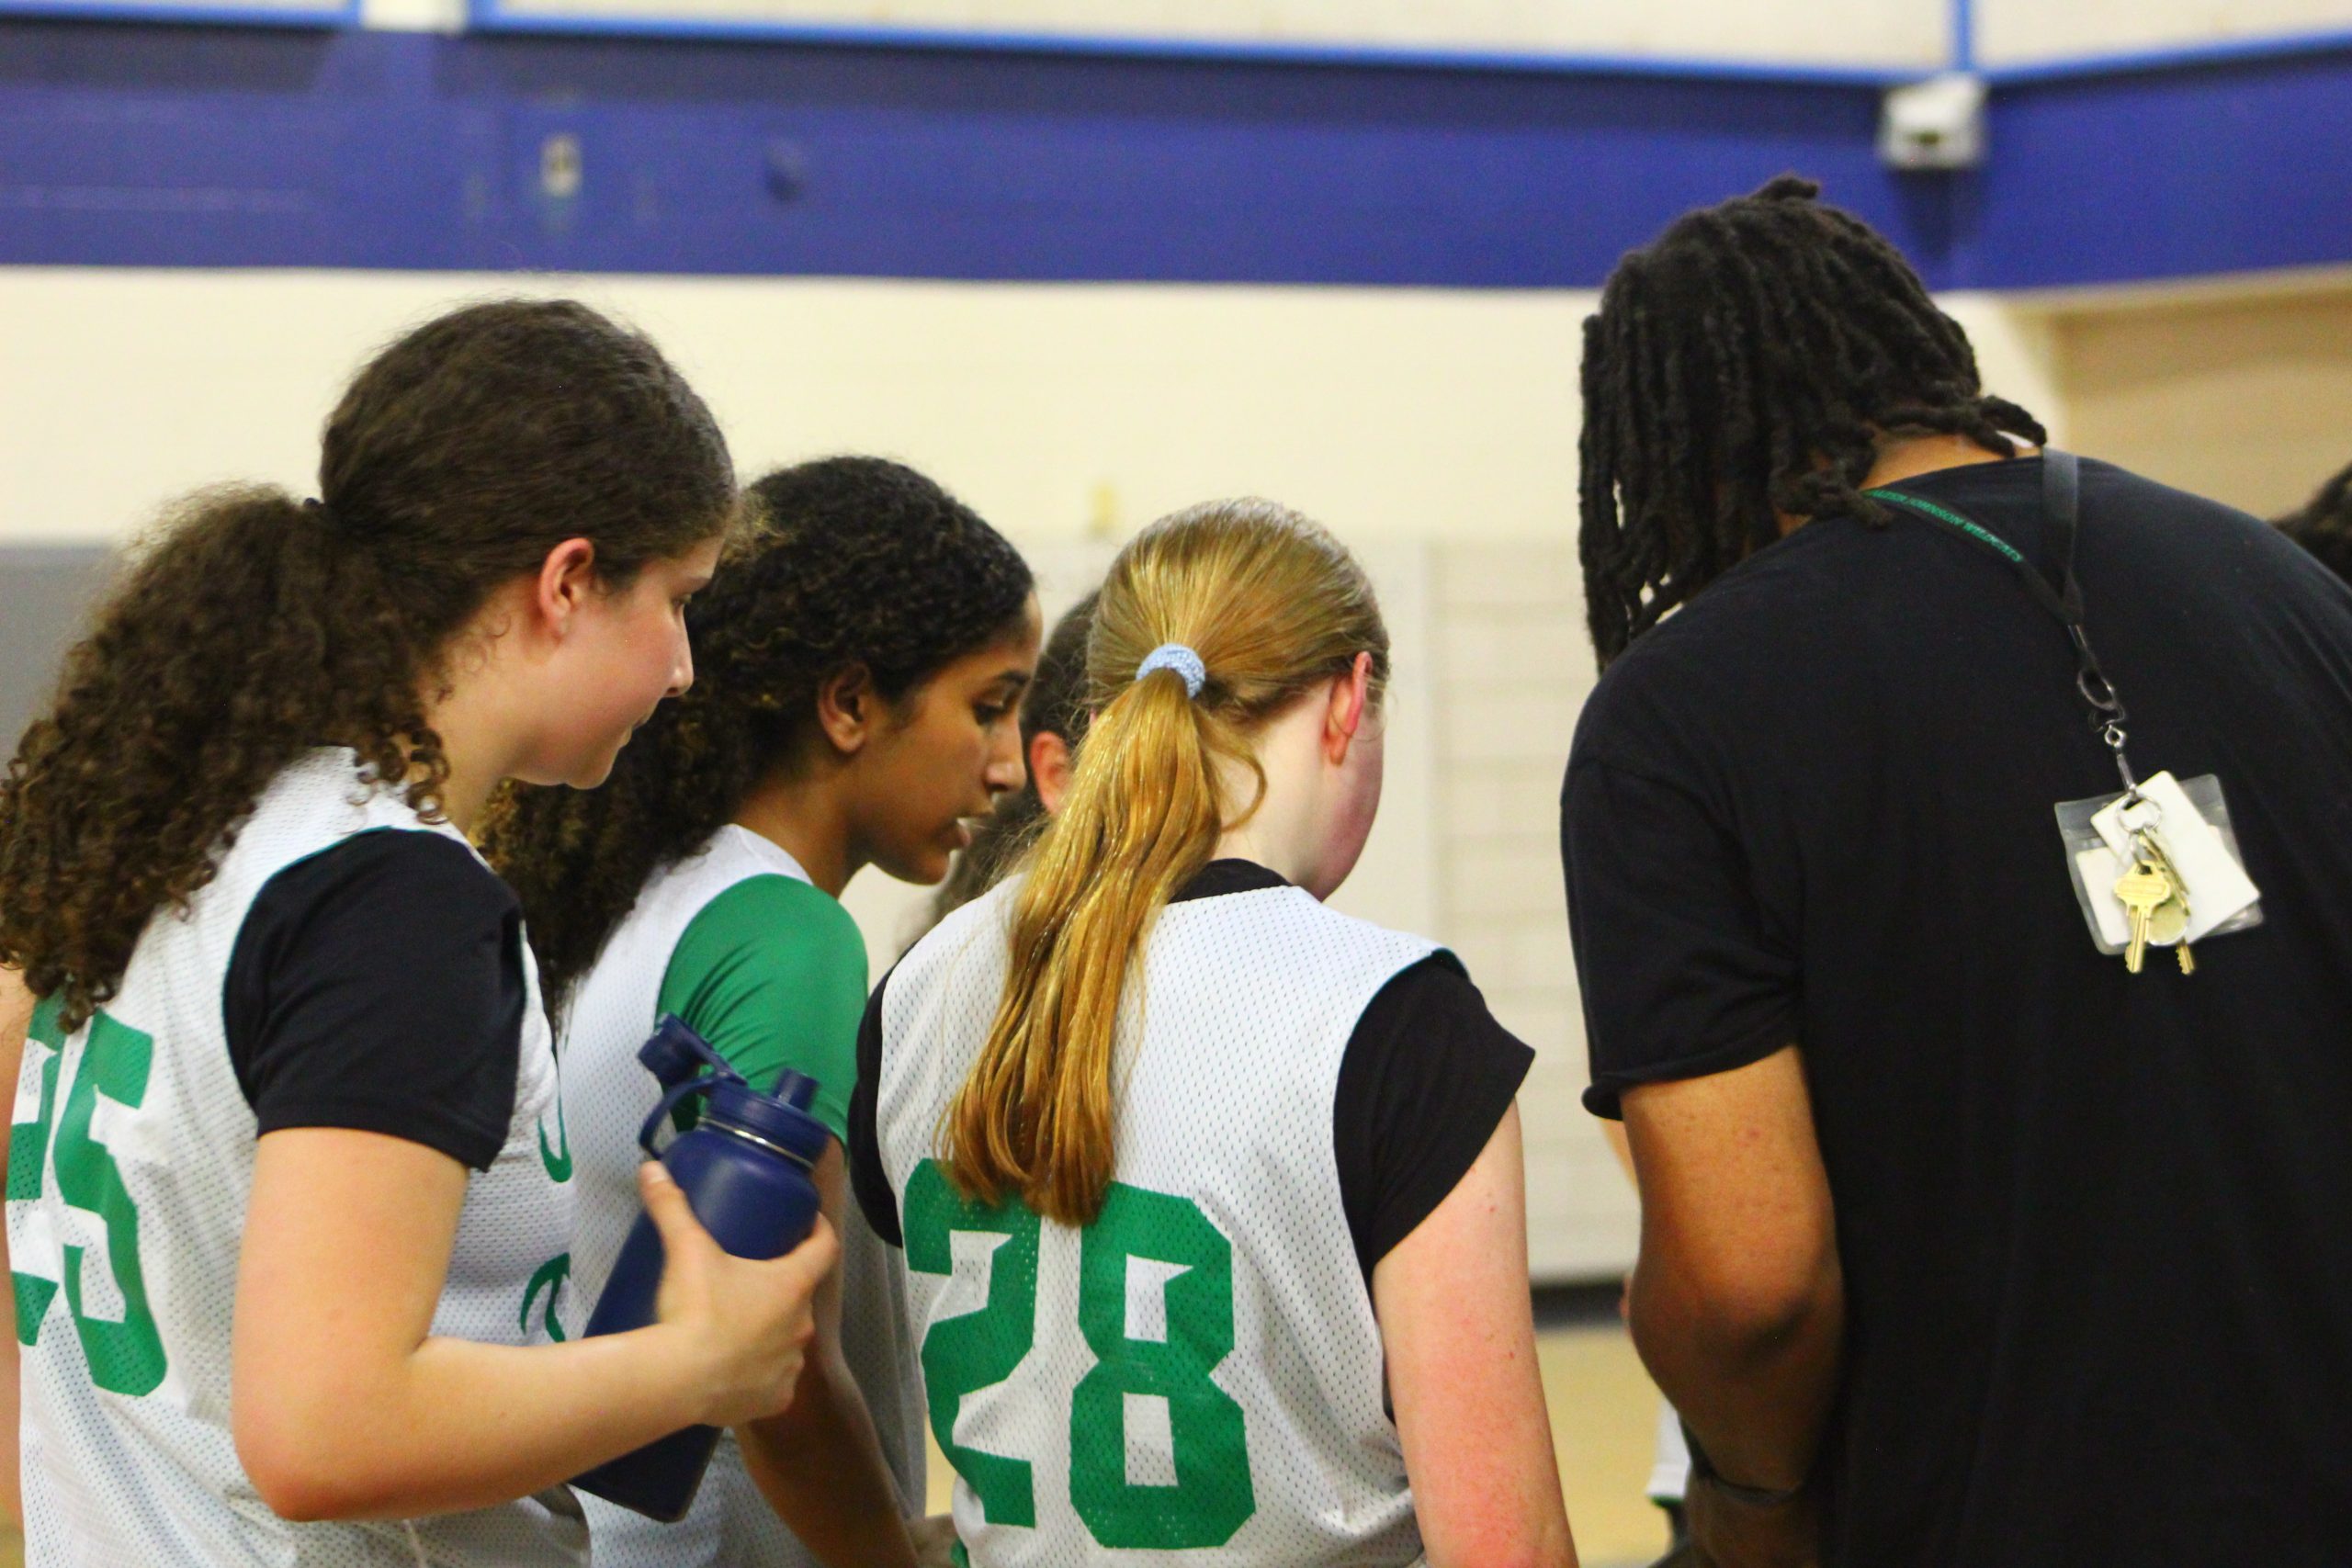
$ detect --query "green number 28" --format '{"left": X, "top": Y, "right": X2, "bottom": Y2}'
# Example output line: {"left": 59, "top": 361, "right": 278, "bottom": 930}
{"left": 904, "top": 1160, "right": 1255, "bottom": 1551}
{"left": 9, "top": 999, "right": 168, "bottom": 1396}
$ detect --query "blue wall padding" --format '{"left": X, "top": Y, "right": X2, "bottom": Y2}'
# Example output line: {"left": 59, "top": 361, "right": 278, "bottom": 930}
{"left": 1974, "top": 52, "right": 2352, "bottom": 288}
{"left": 0, "top": 22, "right": 1939, "bottom": 284}
{"left": 0, "top": 18, "right": 2345, "bottom": 288}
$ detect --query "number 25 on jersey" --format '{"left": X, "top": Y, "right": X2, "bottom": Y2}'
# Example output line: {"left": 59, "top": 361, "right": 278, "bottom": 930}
{"left": 9, "top": 999, "right": 168, "bottom": 1396}
{"left": 904, "top": 1159, "right": 1256, "bottom": 1551}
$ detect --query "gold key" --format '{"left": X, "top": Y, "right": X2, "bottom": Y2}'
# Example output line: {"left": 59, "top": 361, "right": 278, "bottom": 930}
{"left": 2150, "top": 896, "right": 2198, "bottom": 974}
{"left": 2112, "top": 860, "right": 2174, "bottom": 975}
{"left": 2136, "top": 830, "right": 2197, "bottom": 978}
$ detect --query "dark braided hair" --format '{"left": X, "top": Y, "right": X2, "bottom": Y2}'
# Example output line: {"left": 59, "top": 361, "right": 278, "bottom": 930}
{"left": 2276, "top": 461, "right": 2352, "bottom": 586}
{"left": 0, "top": 299, "right": 734, "bottom": 1030}
{"left": 1578, "top": 175, "right": 2048, "bottom": 665}
{"left": 481, "top": 456, "right": 1035, "bottom": 1013}
{"left": 925, "top": 587, "right": 1100, "bottom": 927}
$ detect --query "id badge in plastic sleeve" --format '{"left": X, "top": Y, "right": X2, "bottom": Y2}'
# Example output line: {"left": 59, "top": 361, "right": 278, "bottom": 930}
{"left": 2054, "top": 771, "right": 2264, "bottom": 956}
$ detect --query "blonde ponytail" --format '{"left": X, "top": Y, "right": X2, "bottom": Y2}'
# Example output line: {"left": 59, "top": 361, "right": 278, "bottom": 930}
{"left": 944, "top": 499, "right": 1387, "bottom": 1224}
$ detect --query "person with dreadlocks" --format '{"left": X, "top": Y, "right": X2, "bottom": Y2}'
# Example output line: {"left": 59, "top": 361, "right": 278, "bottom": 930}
{"left": 1562, "top": 177, "right": 2352, "bottom": 1568}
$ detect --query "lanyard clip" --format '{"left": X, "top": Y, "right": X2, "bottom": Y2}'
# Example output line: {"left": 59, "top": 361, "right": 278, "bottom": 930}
{"left": 2077, "top": 665, "right": 2124, "bottom": 722}
{"left": 2103, "top": 718, "right": 2140, "bottom": 795}
{"left": 2068, "top": 625, "right": 2126, "bottom": 727}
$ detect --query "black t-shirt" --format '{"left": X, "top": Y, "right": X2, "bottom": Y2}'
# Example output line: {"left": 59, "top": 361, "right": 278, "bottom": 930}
{"left": 848, "top": 859, "right": 1532, "bottom": 1284}
{"left": 224, "top": 828, "right": 524, "bottom": 1171}
{"left": 1562, "top": 456, "right": 2352, "bottom": 1568}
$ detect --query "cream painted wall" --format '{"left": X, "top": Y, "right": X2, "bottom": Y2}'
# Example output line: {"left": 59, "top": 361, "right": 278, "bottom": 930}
{"left": 2047, "top": 273, "right": 2352, "bottom": 519}
{"left": 1942, "top": 292, "right": 2069, "bottom": 446}
{"left": 376, "top": 0, "right": 1948, "bottom": 66}
{"left": 258, "top": 0, "right": 2352, "bottom": 72}
{"left": 0, "top": 269, "right": 2065, "bottom": 548}
{"left": 0, "top": 268, "right": 1582, "bottom": 548}
{"left": 1976, "top": 0, "right": 2352, "bottom": 66}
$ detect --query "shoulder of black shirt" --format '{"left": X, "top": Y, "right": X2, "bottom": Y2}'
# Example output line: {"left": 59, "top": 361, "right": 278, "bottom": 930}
{"left": 224, "top": 828, "right": 526, "bottom": 1173}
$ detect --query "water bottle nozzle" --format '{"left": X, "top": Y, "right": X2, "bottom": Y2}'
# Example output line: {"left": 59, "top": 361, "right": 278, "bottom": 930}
{"left": 639, "top": 1015, "right": 742, "bottom": 1089}
{"left": 771, "top": 1068, "right": 820, "bottom": 1111}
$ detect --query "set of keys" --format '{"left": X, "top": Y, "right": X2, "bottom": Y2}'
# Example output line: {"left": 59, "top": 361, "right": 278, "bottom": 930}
{"left": 2111, "top": 818, "right": 2197, "bottom": 976}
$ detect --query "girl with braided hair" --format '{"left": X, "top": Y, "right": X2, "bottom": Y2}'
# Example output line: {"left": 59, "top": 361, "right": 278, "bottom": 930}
{"left": 1565, "top": 180, "right": 2352, "bottom": 1568}
{"left": 482, "top": 455, "right": 1038, "bottom": 1568}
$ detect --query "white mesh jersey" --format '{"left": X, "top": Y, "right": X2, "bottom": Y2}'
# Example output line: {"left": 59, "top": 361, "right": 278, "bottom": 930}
{"left": 8, "top": 749, "right": 582, "bottom": 1567}
{"left": 873, "top": 878, "right": 1442, "bottom": 1568}
{"left": 1648, "top": 1403, "right": 1691, "bottom": 1504}
{"left": 561, "top": 825, "right": 924, "bottom": 1567}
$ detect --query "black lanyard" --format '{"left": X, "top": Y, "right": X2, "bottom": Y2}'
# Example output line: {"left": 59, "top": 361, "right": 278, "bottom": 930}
{"left": 1867, "top": 451, "right": 2143, "bottom": 793}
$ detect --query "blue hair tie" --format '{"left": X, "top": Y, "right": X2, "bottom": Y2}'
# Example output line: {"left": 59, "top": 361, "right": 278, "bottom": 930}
{"left": 1135, "top": 643, "right": 1207, "bottom": 698}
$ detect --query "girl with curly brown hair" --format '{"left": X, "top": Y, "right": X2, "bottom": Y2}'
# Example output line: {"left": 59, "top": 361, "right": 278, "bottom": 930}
{"left": 481, "top": 455, "right": 1039, "bottom": 1568}
{"left": 0, "top": 299, "right": 832, "bottom": 1567}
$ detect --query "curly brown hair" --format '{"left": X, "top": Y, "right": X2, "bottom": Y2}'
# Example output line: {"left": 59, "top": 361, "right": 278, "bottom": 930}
{"left": 0, "top": 299, "right": 736, "bottom": 1030}
{"left": 481, "top": 455, "right": 1035, "bottom": 1014}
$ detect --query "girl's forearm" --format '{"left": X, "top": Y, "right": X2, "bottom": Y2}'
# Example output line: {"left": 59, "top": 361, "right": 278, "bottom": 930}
{"left": 738, "top": 1345, "right": 919, "bottom": 1568}
{"left": 243, "top": 1324, "right": 713, "bottom": 1522}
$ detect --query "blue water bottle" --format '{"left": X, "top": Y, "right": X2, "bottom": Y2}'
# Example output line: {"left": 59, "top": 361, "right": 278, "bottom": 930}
{"left": 571, "top": 1015, "right": 830, "bottom": 1521}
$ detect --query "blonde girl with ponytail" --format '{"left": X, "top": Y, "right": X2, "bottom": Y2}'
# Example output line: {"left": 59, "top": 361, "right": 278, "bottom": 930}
{"left": 850, "top": 499, "right": 1577, "bottom": 1568}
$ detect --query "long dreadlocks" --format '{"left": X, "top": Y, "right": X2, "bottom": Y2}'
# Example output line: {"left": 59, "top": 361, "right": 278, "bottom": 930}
{"left": 1578, "top": 175, "right": 2048, "bottom": 666}
{"left": 2275, "top": 460, "right": 2352, "bottom": 587}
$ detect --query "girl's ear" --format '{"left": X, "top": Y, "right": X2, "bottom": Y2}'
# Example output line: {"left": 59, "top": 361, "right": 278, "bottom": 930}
{"left": 1323, "top": 651, "right": 1373, "bottom": 764}
{"left": 814, "top": 663, "right": 877, "bottom": 756}
{"left": 532, "top": 538, "right": 599, "bottom": 640}
{"left": 1031, "top": 730, "right": 1076, "bottom": 816}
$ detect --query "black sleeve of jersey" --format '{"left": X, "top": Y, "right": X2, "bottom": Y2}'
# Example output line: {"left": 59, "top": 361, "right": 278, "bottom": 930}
{"left": 222, "top": 829, "right": 523, "bottom": 1173}
{"left": 848, "top": 966, "right": 902, "bottom": 1248}
{"left": 1334, "top": 953, "right": 1535, "bottom": 1281}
